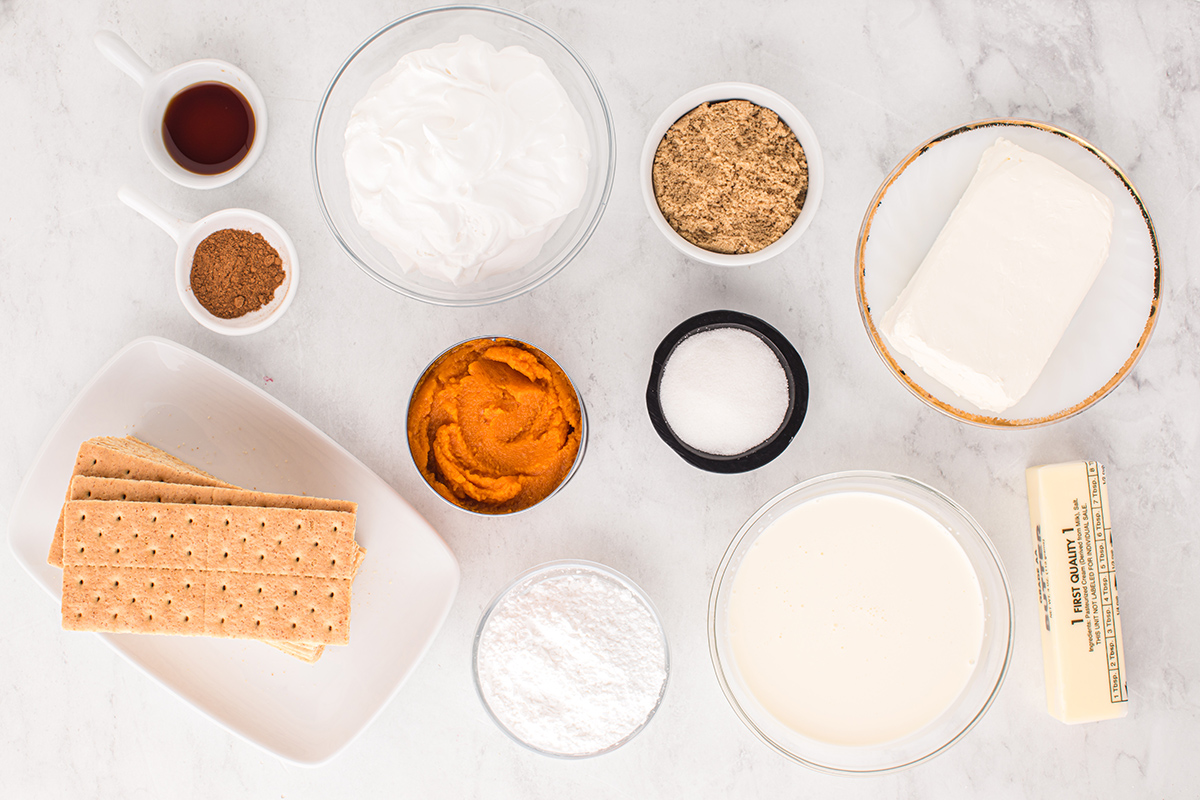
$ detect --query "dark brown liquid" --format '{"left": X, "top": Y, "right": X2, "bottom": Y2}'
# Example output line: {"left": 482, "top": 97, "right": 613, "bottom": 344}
{"left": 162, "top": 82, "right": 255, "bottom": 175}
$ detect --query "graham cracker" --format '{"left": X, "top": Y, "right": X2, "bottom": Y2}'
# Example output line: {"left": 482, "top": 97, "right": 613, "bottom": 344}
{"left": 69, "top": 476, "right": 357, "bottom": 515}
{"left": 276, "top": 530, "right": 367, "bottom": 660}
{"left": 268, "top": 640, "right": 326, "bottom": 663}
{"left": 48, "top": 437, "right": 234, "bottom": 568}
{"left": 60, "top": 487, "right": 364, "bottom": 660}
{"left": 67, "top": 477, "right": 367, "bottom": 579}
{"left": 80, "top": 437, "right": 229, "bottom": 479}
{"left": 62, "top": 502, "right": 357, "bottom": 578}
{"left": 62, "top": 567, "right": 350, "bottom": 645}
{"left": 62, "top": 566, "right": 206, "bottom": 635}
{"left": 205, "top": 573, "right": 350, "bottom": 645}
{"left": 62, "top": 501, "right": 208, "bottom": 571}
{"left": 52, "top": 438, "right": 364, "bottom": 661}
{"left": 269, "top": 520, "right": 363, "bottom": 658}
{"left": 62, "top": 502, "right": 356, "bottom": 645}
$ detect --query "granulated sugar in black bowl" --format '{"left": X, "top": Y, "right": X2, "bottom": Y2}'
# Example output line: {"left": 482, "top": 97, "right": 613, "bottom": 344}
{"left": 646, "top": 310, "right": 808, "bottom": 473}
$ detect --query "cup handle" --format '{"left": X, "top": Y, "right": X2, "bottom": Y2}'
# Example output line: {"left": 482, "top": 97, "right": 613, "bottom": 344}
{"left": 117, "top": 186, "right": 190, "bottom": 243}
{"left": 94, "top": 31, "right": 154, "bottom": 88}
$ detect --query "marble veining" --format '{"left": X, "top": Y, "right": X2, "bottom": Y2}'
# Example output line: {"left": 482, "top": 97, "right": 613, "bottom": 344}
{"left": 2, "top": 0, "right": 1199, "bottom": 797}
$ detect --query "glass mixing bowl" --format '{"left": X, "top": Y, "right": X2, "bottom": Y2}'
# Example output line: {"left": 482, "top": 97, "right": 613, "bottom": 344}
{"left": 312, "top": 5, "right": 616, "bottom": 306}
{"left": 708, "top": 471, "right": 1013, "bottom": 774}
{"left": 473, "top": 561, "right": 670, "bottom": 758}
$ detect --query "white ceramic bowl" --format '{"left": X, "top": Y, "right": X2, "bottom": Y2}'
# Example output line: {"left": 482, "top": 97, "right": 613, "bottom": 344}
{"left": 118, "top": 187, "right": 298, "bottom": 335}
{"left": 709, "top": 471, "right": 1012, "bottom": 774}
{"left": 95, "top": 31, "right": 267, "bottom": 190}
{"left": 312, "top": 6, "right": 616, "bottom": 306}
{"left": 640, "top": 82, "right": 824, "bottom": 266}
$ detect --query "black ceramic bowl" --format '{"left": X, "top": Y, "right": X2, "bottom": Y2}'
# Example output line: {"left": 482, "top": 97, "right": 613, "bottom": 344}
{"left": 646, "top": 310, "right": 808, "bottom": 473}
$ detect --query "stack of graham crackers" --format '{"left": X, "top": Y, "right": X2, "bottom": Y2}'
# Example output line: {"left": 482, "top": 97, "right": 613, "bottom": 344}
{"left": 46, "top": 436, "right": 365, "bottom": 663}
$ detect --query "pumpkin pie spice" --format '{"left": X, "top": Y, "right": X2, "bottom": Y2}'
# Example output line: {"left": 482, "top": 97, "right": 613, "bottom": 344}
{"left": 190, "top": 229, "right": 285, "bottom": 319}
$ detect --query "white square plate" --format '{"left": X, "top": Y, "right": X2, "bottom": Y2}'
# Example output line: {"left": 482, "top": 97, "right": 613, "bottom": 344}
{"left": 8, "top": 336, "right": 460, "bottom": 764}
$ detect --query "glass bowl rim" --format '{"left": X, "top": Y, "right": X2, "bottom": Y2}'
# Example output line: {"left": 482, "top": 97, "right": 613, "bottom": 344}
{"left": 472, "top": 559, "right": 671, "bottom": 758}
{"left": 853, "top": 117, "right": 1161, "bottom": 428}
{"left": 707, "top": 469, "right": 1014, "bottom": 775}
{"left": 311, "top": 4, "right": 617, "bottom": 306}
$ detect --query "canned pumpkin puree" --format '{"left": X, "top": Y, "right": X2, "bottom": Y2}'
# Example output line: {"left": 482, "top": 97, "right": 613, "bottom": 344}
{"left": 406, "top": 337, "right": 584, "bottom": 514}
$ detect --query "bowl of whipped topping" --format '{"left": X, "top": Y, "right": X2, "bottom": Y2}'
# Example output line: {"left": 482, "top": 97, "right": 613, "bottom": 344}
{"left": 313, "top": 6, "right": 616, "bottom": 306}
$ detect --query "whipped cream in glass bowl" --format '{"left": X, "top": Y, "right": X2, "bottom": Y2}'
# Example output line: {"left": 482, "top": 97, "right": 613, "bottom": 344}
{"left": 344, "top": 35, "right": 589, "bottom": 286}
{"left": 314, "top": 7, "right": 615, "bottom": 306}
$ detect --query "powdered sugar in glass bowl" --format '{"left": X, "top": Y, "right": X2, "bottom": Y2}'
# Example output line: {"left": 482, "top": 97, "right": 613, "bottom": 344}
{"left": 472, "top": 561, "right": 670, "bottom": 757}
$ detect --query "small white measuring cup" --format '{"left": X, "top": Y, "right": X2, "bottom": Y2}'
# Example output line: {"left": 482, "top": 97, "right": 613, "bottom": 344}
{"left": 96, "top": 31, "right": 268, "bottom": 189}
{"left": 118, "top": 186, "right": 298, "bottom": 335}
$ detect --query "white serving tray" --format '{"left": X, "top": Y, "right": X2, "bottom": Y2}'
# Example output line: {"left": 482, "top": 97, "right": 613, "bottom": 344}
{"left": 8, "top": 336, "right": 459, "bottom": 765}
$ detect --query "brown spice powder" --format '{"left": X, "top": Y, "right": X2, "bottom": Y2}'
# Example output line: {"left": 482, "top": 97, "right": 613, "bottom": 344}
{"left": 652, "top": 99, "right": 809, "bottom": 255}
{"left": 190, "top": 229, "right": 285, "bottom": 319}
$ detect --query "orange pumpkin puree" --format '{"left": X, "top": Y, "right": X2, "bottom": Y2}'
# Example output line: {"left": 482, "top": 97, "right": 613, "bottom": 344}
{"left": 407, "top": 338, "right": 583, "bottom": 514}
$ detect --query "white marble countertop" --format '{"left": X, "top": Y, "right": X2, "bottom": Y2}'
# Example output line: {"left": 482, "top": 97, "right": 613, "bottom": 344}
{"left": 2, "top": 1, "right": 1198, "bottom": 796}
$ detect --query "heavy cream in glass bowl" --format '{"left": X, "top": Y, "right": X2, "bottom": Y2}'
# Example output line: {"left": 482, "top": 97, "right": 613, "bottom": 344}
{"left": 313, "top": 5, "right": 615, "bottom": 306}
{"left": 709, "top": 471, "right": 1013, "bottom": 774}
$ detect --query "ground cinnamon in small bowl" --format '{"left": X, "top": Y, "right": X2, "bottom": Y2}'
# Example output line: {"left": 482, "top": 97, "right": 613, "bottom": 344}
{"left": 652, "top": 99, "right": 808, "bottom": 255}
{"left": 190, "top": 229, "right": 285, "bottom": 319}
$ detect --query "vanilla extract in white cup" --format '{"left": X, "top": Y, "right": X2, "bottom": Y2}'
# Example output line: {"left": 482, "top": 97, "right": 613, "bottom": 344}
{"left": 94, "top": 31, "right": 267, "bottom": 189}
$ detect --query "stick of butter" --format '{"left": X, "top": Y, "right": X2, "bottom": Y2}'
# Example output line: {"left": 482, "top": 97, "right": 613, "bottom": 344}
{"left": 1025, "top": 461, "right": 1128, "bottom": 723}
{"left": 881, "top": 138, "right": 1114, "bottom": 413}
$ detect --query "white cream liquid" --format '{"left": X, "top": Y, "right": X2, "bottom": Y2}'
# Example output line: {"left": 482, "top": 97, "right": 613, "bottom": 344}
{"left": 728, "top": 491, "right": 985, "bottom": 746}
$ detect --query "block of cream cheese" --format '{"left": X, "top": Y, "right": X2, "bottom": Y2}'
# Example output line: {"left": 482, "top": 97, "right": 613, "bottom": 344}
{"left": 1025, "top": 461, "right": 1128, "bottom": 723}
{"left": 881, "top": 138, "right": 1115, "bottom": 413}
